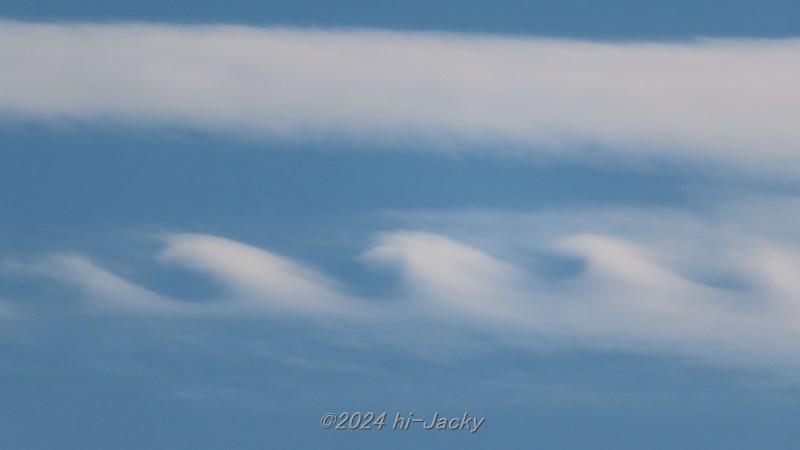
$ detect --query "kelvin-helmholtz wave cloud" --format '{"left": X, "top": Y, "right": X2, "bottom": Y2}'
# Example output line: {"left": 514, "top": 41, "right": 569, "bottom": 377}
{"left": 9, "top": 198, "right": 800, "bottom": 370}
{"left": 3, "top": 20, "right": 800, "bottom": 372}
{"left": 1, "top": 21, "right": 800, "bottom": 173}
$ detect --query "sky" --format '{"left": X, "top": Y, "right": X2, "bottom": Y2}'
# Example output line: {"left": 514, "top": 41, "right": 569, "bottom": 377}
{"left": 2, "top": 1, "right": 800, "bottom": 449}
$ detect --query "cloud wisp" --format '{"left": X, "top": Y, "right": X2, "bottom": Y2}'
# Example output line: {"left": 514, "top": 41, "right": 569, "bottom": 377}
{"left": 12, "top": 199, "right": 800, "bottom": 370}
{"left": 2, "top": 21, "right": 800, "bottom": 172}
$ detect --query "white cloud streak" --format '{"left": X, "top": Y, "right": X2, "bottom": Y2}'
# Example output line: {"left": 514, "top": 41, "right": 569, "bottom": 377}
{"left": 2, "top": 21, "right": 800, "bottom": 172}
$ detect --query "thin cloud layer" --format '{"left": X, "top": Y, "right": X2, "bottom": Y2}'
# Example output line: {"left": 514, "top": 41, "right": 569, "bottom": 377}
{"left": 12, "top": 199, "right": 800, "bottom": 369}
{"left": 2, "top": 21, "right": 800, "bottom": 172}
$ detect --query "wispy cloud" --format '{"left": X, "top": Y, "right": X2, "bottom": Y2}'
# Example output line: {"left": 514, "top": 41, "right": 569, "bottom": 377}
{"left": 159, "top": 233, "right": 366, "bottom": 316}
{"left": 40, "top": 254, "right": 198, "bottom": 315}
{"left": 12, "top": 198, "right": 800, "bottom": 369}
{"left": 2, "top": 21, "right": 799, "bottom": 173}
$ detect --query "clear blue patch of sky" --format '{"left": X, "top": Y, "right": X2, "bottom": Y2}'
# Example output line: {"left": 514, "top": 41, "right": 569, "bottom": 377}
{"left": 1, "top": 315, "right": 798, "bottom": 449}
{"left": 1, "top": 0, "right": 798, "bottom": 39}
{"left": 0, "top": 124, "right": 728, "bottom": 249}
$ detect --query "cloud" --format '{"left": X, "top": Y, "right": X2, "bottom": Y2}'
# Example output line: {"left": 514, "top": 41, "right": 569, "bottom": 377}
{"left": 359, "top": 229, "right": 800, "bottom": 368}
{"left": 361, "top": 231, "right": 530, "bottom": 321}
{"left": 1, "top": 21, "right": 800, "bottom": 173}
{"left": 17, "top": 235, "right": 363, "bottom": 317}
{"left": 15, "top": 197, "right": 800, "bottom": 370}
{"left": 39, "top": 254, "right": 197, "bottom": 314}
{"left": 386, "top": 198, "right": 800, "bottom": 361}
{"left": 159, "top": 233, "right": 364, "bottom": 316}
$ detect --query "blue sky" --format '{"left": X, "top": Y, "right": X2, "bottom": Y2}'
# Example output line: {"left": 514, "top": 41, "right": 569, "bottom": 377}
{"left": 2, "top": 1, "right": 800, "bottom": 449}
